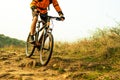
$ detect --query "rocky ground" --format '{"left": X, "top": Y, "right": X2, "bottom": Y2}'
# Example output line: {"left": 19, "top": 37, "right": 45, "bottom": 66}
{"left": 0, "top": 48, "right": 120, "bottom": 80}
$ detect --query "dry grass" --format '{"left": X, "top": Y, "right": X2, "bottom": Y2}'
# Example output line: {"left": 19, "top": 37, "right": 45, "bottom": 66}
{"left": 53, "top": 27, "right": 120, "bottom": 79}
{"left": 0, "top": 27, "right": 120, "bottom": 80}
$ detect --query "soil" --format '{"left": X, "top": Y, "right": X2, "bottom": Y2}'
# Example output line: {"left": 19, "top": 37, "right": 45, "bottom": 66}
{"left": 0, "top": 49, "right": 83, "bottom": 80}
{"left": 0, "top": 48, "right": 120, "bottom": 80}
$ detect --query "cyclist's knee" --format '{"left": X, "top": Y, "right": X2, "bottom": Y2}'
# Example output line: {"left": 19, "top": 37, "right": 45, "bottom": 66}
{"left": 33, "top": 16, "right": 38, "bottom": 21}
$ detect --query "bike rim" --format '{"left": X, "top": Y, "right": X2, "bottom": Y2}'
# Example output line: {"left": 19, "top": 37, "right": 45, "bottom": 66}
{"left": 39, "top": 33, "right": 53, "bottom": 65}
{"left": 26, "top": 35, "right": 35, "bottom": 57}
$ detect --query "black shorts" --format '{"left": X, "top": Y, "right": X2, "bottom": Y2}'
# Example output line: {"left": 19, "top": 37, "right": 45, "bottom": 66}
{"left": 32, "top": 10, "right": 48, "bottom": 23}
{"left": 40, "top": 13, "right": 48, "bottom": 23}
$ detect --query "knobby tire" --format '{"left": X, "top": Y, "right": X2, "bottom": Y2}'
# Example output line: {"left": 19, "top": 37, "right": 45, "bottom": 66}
{"left": 26, "top": 34, "right": 35, "bottom": 57}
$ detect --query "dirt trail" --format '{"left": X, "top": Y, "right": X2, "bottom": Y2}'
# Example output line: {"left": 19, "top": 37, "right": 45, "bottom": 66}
{"left": 0, "top": 49, "right": 120, "bottom": 80}
{"left": 0, "top": 49, "right": 83, "bottom": 80}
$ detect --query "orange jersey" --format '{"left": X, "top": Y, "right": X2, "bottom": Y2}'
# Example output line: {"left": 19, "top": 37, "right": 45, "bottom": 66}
{"left": 30, "top": 0, "right": 62, "bottom": 14}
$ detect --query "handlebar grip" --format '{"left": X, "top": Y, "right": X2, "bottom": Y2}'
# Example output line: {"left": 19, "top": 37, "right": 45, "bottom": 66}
{"left": 56, "top": 17, "right": 62, "bottom": 21}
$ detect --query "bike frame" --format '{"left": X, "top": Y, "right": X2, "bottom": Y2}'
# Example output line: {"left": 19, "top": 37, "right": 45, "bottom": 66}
{"left": 26, "top": 15, "right": 62, "bottom": 65}
{"left": 34, "top": 16, "right": 55, "bottom": 47}
{"left": 35, "top": 16, "right": 61, "bottom": 46}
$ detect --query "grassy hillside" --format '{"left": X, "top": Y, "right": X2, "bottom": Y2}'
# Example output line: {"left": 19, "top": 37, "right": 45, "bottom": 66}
{"left": 0, "top": 34, "right": 25, "bottom": 47}
{"left": 53, "top": 26, "right": 120, "bottom": 79}
{"left": 0, "top": 26, "right": 120, "bottom": 80}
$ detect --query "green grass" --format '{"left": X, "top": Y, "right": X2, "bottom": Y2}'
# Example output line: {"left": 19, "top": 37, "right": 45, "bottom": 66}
{"left": 0, "top": 34, "right": 25, "bottom": 47}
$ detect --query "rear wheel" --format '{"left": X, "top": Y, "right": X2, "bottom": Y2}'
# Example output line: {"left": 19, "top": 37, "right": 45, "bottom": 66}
{"left": 26, "top": 34, "right": 35, "bottom": 57}
{"left": 39, "top": 32, "right": 54, "bottom": 66}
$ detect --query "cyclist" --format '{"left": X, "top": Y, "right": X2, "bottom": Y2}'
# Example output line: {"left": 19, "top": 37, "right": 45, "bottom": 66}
{"left": 29, "top": 0, "right": 65, "bottom": 42}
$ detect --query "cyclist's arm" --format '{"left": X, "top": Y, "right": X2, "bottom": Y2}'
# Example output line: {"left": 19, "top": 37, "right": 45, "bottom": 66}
{"left": 30, "top": 0, "right": 38, "bottom": 11}
{"left": 52, "top": 0, "right": 64, "bottom": 16}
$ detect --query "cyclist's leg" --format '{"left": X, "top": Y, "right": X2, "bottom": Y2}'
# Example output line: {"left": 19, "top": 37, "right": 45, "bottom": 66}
{"left": 29, "top": 9, "right": 39, "bottom": 42}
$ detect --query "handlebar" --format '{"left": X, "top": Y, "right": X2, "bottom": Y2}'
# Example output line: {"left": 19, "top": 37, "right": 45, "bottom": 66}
{"left": 47, "top": 16, "right": 62, "bottom": 21}
{"left": 37, "top": 16, "right": 62, "bottom": 24}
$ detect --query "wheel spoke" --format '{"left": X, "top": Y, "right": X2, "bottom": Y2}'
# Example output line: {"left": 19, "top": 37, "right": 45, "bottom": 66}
{"left": 43, "top": 47, "right": 50, "bottom": 50}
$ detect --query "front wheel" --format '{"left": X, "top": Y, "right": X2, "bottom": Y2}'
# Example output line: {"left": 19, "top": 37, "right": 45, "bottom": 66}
{"left": 26, "top": 34, "right": 35, "bottom": 57}
{"left": 39, "top": 32, "right": 54, "bottom": 66}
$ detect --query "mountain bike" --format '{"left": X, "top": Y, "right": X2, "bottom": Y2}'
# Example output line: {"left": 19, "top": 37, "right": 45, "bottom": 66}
{"left": 26, "top": 16, "right": 62, "bottom": 66}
